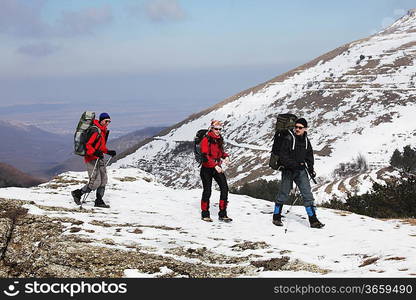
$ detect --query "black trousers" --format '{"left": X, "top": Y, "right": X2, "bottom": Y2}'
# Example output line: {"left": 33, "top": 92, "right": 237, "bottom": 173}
{"left": 200, "top": 166, "right": 229, "bottom": 211}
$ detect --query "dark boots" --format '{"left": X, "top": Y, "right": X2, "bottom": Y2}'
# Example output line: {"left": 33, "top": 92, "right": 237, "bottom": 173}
{"left": 272, "top": 204, "right": 324, "bottom": 228}
{"left": 306, "top": 206, "right": 325, "bottom": 228}
{"left": 272, "top": 203, "right": 283, "bottom": 226}
{"left": 218, "top": 209, "right": 232, "bottom": 222}
{"left": 218, "top": 199, "right": 232, "bottom": 222}
{"left": 201, "top": 210, "right": 213, "bottom": 222}
{"left": 309, "top": 215, "right": 325, "bottom": 228}
{"left": 72, "top": 187, "right": 109, "bottom": 208}
{"left": 201, "top": 201, "right": 232, "bottom": 222}
{"left": 71, "top": 189, "right": 83, "bottom": 205}
{"left": 94, "top": 194, "right": 110, "bottom": 208}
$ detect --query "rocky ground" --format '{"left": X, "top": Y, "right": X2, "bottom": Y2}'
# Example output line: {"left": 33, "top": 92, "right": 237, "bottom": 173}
{"left": 0, "top": 198, "right": 328, "bottom": 278}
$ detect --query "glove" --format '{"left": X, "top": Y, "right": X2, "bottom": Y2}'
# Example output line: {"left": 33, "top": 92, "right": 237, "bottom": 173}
{"left": 214, "top": 166, "right": 223, "bottom": 173}
{"left": 107, "top": 150, "right": 116, "bottom": 157}
{"left": 222, "top": 157, "right": 230, "bottom": 165}
{"left": 94, "top": 150, "right": 104, "bottom": 158}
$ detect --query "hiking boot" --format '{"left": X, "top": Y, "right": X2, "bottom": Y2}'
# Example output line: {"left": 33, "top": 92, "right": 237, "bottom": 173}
{"left": 309, "top": 216, "right": 325, "bottom": 228}
{"left": 95, "top": 201, "right": 110, "bottom": 208}
{"left": 272, "top": 215, "right": 283, "bottom": 226}
{"left": 94, "top": 195, "right": 110, "bottom": 208}
{"left": 272, "top": 203, "right": 283, "bottom": 226}
{"left": 305, "top": 206, "right": 324, "bottom": 228}
{"left": 218, "top": 210, "right": 233, "bottom": 222}
{"left": 201, "top": 210, "right": 212, "bottom": 222}
{"left": 219, "top": 216, "right": 233, "bottom": 222}
{"left": 71, "top": 189, "right": 83, "bottom": 205}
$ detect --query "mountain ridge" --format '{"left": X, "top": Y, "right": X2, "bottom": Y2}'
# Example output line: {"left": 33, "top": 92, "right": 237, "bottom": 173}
{"left": 113, "top": 9, "right": 416, "bottom": 198}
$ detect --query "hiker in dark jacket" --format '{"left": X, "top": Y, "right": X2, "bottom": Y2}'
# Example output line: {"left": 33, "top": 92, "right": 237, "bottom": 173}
{"left": 272, "top": 118, "right": 324, "bottom": 228}
{"left": 200, "top": 120, "right": 232, "bottom": 222}
{"left": 71, "top": 113, "right": 117, "bottom": 208}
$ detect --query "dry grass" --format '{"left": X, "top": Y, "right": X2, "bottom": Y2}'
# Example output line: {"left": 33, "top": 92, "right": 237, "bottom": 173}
{"left": 114, "top": 177, "right": 137, "bottom": 182}
{"left": 359, "top": 257, "right": 379, "bottom": 267}
{"left": 385, "top": 257, "right": 406, "bottom": 261}
{"left": 400, "top": 219, "right": 416, "bottom": 226}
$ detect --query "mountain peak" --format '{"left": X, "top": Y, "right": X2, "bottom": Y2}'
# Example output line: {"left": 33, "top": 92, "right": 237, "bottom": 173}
{"left": 380, "top": 8, "right": 416, "bottom": 34}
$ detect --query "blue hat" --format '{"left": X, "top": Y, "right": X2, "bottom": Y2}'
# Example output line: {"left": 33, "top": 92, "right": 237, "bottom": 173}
{"left": 99, "top": 112, "right": 110, "bottom": 122}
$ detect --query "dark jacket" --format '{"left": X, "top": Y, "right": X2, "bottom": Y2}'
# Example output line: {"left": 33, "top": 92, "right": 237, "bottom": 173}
{"left": 200, "top": 131, "right": 229, "bottom": 168}
{"left": 278, "top": 130, "right": 314, "bottom": 171}
{"left": 85, "top": 119, "right": 109, "bottom": 163}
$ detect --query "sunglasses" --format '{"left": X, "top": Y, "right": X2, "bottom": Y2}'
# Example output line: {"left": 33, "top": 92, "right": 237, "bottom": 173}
{"left": 104, "top": 120, "right": 111, "bottom": 124}
{"left": 295, "top": 126, "right": 305, "bottom": 129}
{"left": 213, "top": 127, "right": 222, "bottom": 131}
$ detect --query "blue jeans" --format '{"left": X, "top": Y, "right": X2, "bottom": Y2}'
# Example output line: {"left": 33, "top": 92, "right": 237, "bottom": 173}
{"left": 275, "top": 169, "right": 314, "bottom": 207}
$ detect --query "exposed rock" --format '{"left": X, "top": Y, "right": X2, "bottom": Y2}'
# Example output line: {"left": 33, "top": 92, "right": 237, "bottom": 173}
{"left": 231, "top": 241, "right": 270, "bottom": 251}
{"left": 0, "top": 198, "right": 288, "bottom": 278}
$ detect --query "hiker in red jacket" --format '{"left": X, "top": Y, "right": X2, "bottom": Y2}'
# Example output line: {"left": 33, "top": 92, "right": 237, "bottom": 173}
{"left": 71, "top": 113, "right": 117, "bottom": 208}
{"left": 200, "top": 120, "right": 232, "bottom": 222}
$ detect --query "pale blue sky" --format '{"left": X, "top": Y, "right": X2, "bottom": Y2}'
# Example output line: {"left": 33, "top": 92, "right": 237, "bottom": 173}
{"left": 0, "top": 0, "right": 415, "bottom": 132}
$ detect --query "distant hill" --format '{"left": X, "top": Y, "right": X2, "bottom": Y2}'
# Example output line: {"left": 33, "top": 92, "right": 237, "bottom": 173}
{"left": 43, "top": 126, "right": 166, "bottom": 177}
{"left": 0, "top": 162, "right": 44, "bottom": 187}
{"left": 0, "top": 119, "right": 165, "bottom": 179}
{"left": 0, "top": 120, "right": 72, "bottom": 178}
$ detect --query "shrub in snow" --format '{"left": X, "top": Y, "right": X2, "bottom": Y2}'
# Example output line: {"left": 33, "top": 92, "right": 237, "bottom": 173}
{"left": 390, "top": 145, "right": 416, "bottom": 175}
{"left": 332, "top": 153, "right": 368, "bottom": 178}
{"left": 322, "top": 176, "right": 416, "bottom": 218}
{"left": 230, "top": 179, "right": 282, "bottom": 202}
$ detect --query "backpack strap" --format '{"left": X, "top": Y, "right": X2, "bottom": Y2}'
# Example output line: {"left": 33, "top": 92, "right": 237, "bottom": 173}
{"left": 89, "top": 125, "right": 102, "bottom": 149}
{"left": 287, "top": 129, "right": 295, "bottom": 150}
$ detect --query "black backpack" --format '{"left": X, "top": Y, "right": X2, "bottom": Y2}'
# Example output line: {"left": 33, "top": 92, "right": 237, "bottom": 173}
{"left": 269, "top": 113, "right": 298, "bottom": 170}
{"left": 194, "top": 129, "right": 209, "bottom": 164}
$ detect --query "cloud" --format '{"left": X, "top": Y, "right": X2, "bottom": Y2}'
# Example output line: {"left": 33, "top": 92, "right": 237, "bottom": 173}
{"left": 0, "top": 0, "right": 49, "bottom": 37}
{"left": 144, "top": 0, "right": 186, "bottom": 22}
{"left": 16, "top": 42, "right": 60, "bottom": 57}
{"left": 56, "top": 6, "right": 113, "bottom": 37}
{"left": 0, "top": 1, "right": 112, "bottom": 38}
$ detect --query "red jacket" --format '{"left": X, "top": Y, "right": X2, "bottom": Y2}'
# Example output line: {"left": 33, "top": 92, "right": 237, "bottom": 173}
{"left": 200, "top": 131, "right": 229, "bottom": 168}
{"left": 84, "top": 119, "right": 109, "bottom": 163}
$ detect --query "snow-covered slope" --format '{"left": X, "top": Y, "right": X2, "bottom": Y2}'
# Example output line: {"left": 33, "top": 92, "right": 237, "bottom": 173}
{"left": 114, "top": 9, "right": 416, "bottom": 192}
{"left": 0, "top": 167, "right": 415, "bottom": 277}
{"left": 313, "top": 167, "right": 403, "bottom": 204}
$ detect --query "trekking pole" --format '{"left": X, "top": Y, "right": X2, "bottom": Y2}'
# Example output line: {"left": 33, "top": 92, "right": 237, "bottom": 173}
{"left": 105, "top": 155, "right": 112, "bottom": 167}
{"left": 284, "top": 185, "right": 300, "bottom": 234}
{"left": 80, "top": 158, "right": 100, "bottom": 209}
{"left": 305, "top": 163, "right": 317, "bottom": 184}
{"left": 284, "top": 167, "right": 317, "bottom": 233}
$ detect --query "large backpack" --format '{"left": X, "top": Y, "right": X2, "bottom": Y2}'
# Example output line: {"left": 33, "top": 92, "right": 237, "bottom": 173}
{"left": 74, "top": 111, "right": 101, "bottom": 156}
{"left": 194, "top": 129, "right": 209, "bottom": 164}
{"left": 269, "top": 113, "right": 298, "bottom": 170}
